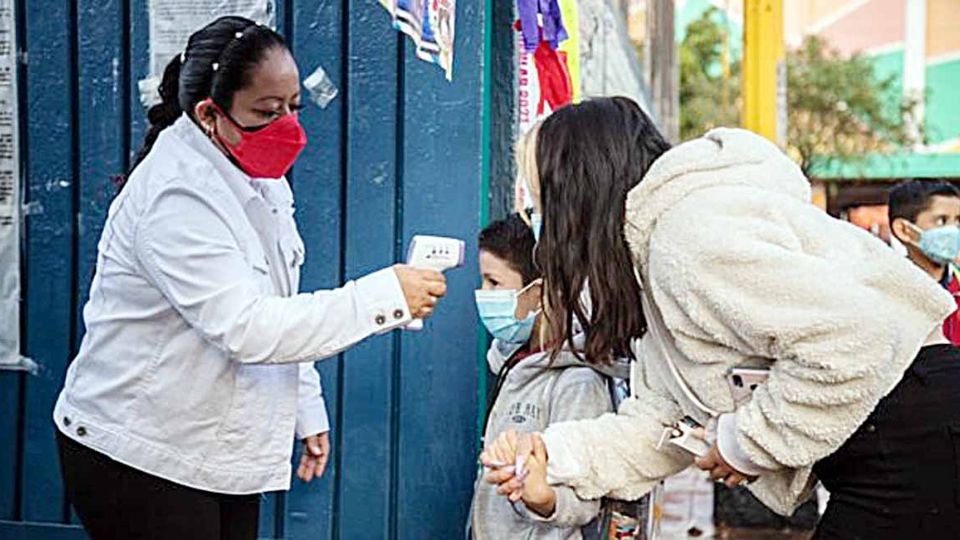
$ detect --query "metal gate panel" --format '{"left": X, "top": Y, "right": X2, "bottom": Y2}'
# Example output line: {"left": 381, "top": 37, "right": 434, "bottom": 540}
{"left": 1, "top": 1, "right": 486, "bottom": 537}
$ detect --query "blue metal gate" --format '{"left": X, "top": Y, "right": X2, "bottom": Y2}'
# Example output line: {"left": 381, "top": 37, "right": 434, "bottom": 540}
{"left": 0, "top": 1, "right": 488, "bottom": 537}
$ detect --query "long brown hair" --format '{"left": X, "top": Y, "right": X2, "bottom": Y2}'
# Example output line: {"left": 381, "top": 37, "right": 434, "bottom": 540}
{"left": 535, "top": 97, "right": 671, "bottom": 364}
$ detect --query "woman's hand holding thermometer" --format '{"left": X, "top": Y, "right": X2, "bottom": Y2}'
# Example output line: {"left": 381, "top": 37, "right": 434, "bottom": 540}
{"left": 393, "top": 265, "right": 448, "bottom": 320}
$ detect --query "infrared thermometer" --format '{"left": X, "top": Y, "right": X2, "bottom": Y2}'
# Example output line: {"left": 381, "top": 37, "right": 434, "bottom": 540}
{"left": 404, "top": 235, "right": 465, "bottom": 330}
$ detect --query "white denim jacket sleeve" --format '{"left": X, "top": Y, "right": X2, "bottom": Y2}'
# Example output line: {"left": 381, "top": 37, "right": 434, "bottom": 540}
{"left": 296, "top": 363, "right": 330, "bottom": 439}
{"left": 135, "top": 180, "right": 412, "bottom": 365}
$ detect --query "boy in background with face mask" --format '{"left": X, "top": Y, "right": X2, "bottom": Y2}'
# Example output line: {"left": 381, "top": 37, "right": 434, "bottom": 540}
{"left": 469, "top": 214, "right": 627, "bottom": 539}
{"left": 889, "top": 179, "right": 960, "bottom": 345}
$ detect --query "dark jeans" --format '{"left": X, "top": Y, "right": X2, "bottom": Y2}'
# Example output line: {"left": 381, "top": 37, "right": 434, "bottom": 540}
{"left": 813, "top": 344, "right": 960, "bottom": 540}
{"left": 56, "top": 430, "right": 260, "bottom": 540}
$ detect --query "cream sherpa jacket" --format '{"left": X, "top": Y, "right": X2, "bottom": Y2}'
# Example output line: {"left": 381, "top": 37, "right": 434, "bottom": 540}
{"left": 540, "top": 128, "right": 954, "bottom": 516}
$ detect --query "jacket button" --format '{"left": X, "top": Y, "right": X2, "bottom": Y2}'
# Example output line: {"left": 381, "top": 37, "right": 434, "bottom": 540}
{"left": 865, "top": 424, "right": 877, "bottom": 433}
{"left": 63, "top": 417, "right": 72, "bottom": 427}
{"left": 393, "top": 309, "right": 405, "bottom": 320}
{"left": 76, "top": 426, "right": 87, "bottom": 437}
{"left": 375, "top": 314, "right": 386, "bottom": 325}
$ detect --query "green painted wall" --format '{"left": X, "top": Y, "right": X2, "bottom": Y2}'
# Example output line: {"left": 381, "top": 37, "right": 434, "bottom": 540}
{"left": 927, "top": 58, "right": 960, "bottom": 144}
{"left": 868, "top": 48, "right": 960, "bottom": 145}
{"left": 677, "top": 3, "right": 960, "bottom": 146}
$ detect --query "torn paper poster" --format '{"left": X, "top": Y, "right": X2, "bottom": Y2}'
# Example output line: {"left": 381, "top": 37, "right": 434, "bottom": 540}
{"left": 394, "top": 0, "right": 427, "bottom": 42}
{"left": 0, "top": 0, "right": 23, "bottom": 371}
{"left": 380, "top": 0, "right": 456, "bottom": 81}
{"left": 379, "top": 0, "right": 396, "bottom": 17}
{"left": 416, "top": 0, "right": 455, "bottom": 80}
{"left": 147, "top": 0, "right": 275, "bottom": 77}
{"left": 303, "top": 64, "right": 338, "bottom": 109}
{"left": 138, "top": 76, "right": 162, "bottom": 109}
{"left": 140, "top": 0, "right": 275, "bottom": 108}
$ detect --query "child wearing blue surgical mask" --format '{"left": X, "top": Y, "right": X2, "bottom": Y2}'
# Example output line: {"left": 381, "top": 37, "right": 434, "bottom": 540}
{"left": 469, "top": 214, "right": 628, "bottom": 539}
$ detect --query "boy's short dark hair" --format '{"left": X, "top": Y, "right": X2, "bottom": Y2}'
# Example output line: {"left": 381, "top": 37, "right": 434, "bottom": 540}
{"left": 888, "top": 179, "right": 960, "bottom": 224}
{"left": 478, "top": 214, "right": 539, "bottom": 285}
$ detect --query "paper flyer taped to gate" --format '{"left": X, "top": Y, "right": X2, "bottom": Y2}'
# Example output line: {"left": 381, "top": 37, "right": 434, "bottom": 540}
{"left": 394, "top": 0, "right": 426, "bottom": 41}
{"left": 141, "top": 0, "right": 276, "bottom": 107}
{"left": 0, "top": 0, "right": 30, "bottom": 372}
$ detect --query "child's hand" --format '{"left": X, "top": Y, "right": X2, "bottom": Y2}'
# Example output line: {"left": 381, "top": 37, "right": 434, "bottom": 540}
{"left": 480, "top": 429, "right": 520, "bottom": 471}
{"left": 481, "top": 431, "right": 556, "bottom": 516}
{"left": 518, "top": 433, "right": 556, "bottom": 517}
{"left": 481, "top": 429, "right": 527, "bottom": 498}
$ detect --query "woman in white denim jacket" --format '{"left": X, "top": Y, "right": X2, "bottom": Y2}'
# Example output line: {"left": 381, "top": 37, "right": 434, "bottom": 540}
{"left": 483, "top": 98, "right": 960, "bottom": 539}
{"left": 53, "top": 17, "right": 445, "bottom": 540}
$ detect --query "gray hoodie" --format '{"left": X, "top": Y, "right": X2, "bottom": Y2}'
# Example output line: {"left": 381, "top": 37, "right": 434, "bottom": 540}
{"left": 470, "top": 337, "right": 630, "bottom": 540}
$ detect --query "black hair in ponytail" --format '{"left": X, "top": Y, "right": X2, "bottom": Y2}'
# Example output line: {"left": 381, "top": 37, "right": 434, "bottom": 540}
{"left": 127, "top": 55, "right": 184, "bottom": 176}
{"left": 121, "top": 16, "right": 288, "bottom": 189}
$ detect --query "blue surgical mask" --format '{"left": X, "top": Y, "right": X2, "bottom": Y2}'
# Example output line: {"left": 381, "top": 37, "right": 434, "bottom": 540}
{"left": 907, "top": 222, "right": 960, "bottom": 265}
{"left": 475, "top": 280, "right": 541, "bottom": 344}
{"left": 530, "top": 212, "right": 542, "bottom": 242}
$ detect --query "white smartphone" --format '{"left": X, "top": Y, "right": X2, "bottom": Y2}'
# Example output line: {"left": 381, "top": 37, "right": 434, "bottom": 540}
{"left": 725, "top": 367, "right": 770, "bottom": 406}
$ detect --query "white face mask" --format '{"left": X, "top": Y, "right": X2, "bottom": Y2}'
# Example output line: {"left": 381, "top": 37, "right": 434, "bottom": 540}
{"left": 530, "top": 212, "right": 542, "bottom": 242}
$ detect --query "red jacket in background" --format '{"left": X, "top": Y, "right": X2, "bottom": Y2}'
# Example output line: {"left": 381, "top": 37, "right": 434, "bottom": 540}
{"left": 942, "top": 266, "right": 960, "bottom": 346}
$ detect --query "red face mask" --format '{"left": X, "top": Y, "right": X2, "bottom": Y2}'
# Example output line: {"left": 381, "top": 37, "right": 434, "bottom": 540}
{"left": 206, "top": 99, "right": 307, "bottom": 179}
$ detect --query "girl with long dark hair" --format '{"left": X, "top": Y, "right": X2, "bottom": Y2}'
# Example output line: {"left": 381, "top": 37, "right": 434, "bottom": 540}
{"left": 482, "top": 97, "right": 960, "bottom": 538}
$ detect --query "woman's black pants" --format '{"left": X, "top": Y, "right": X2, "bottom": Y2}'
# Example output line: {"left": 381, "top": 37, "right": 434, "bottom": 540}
{"left": 56, "top": 430, "right": 260, "bottom": 540}
{"left": 814, "top": 344, "right": 960, "bottom": 539}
